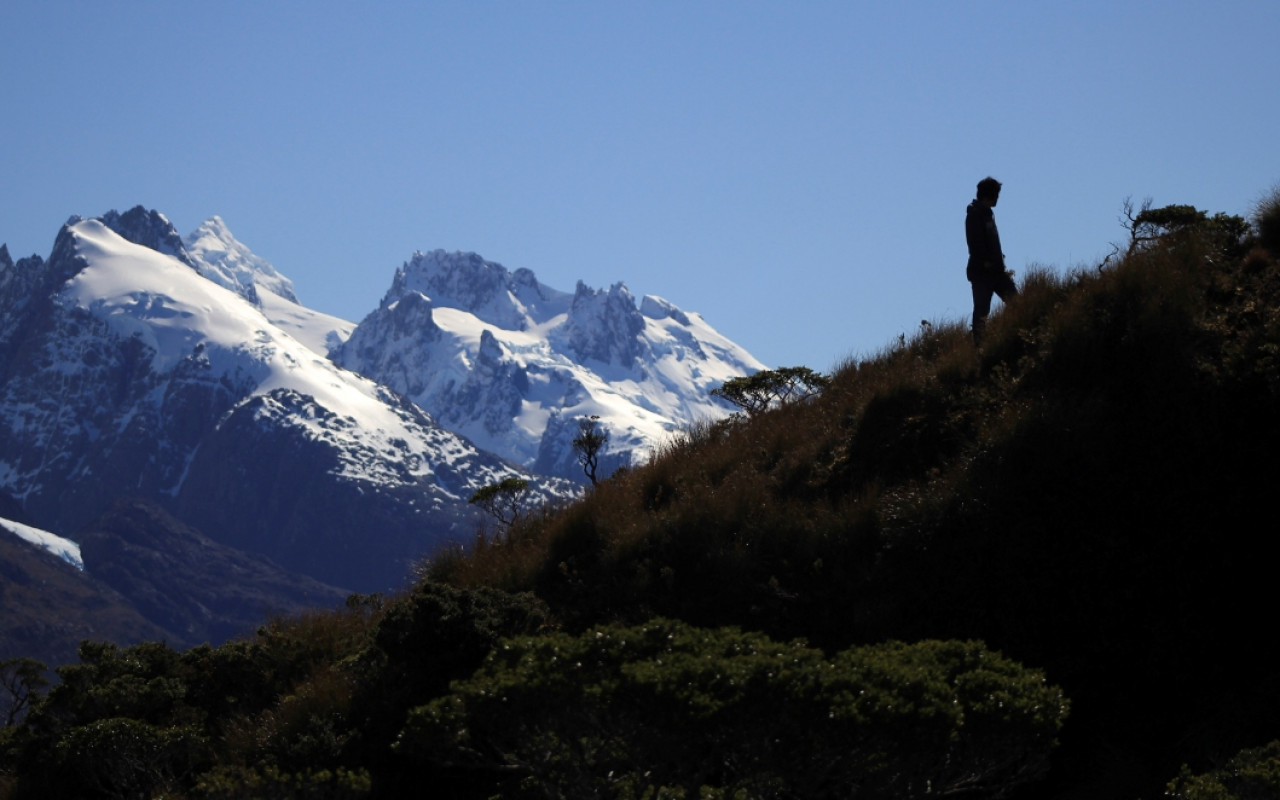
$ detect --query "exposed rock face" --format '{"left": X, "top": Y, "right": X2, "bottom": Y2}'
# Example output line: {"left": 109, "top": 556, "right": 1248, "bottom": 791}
{"left": 0, "top": 224, "right": 231, "bottom": 532}
{"left": 561, "top": 280, "right": 647, "bottom": 368}
{"left": 99, "top": 206, "right": 195, "bottom": 267}
{"left": 170, "top": 386, "right": 489, "bottom": 589}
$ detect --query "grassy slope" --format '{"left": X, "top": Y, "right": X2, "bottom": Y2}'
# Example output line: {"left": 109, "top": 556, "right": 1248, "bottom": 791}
{"left": 430, "top": 224, "right": 1280, "bottom": 797}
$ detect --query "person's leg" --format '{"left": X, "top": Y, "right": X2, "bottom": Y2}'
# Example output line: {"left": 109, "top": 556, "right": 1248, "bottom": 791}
{"left": 971, "top": 279, "right": 994, "bottom": 343}
{"left": 994, "top": 270, "right": 1019, "bottom": 303}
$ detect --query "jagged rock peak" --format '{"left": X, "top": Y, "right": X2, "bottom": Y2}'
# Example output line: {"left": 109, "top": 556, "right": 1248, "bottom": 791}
{"left": 98, "top": 206, "right": 195, "bottom": 267}
{"left": 0, "top": 246, "right": 23, "bottom": 303}
{"left": 330, "top": 288, "right": 444, "bottom": 401}
{"left": 184, "top": 215, "right": 298, "bottom": 305}
{"left": 0, "top": 244, "right": 34, "bottom": 295}
{"left": 562, "top": 280, "right": 646, "bottom": 367}
{"left": 387, "top": 250, "right": 571, "bottom": 330}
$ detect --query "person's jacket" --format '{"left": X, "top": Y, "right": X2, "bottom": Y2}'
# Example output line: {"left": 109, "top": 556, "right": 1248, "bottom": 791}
{"left": 965, "top": 200, "right": 1004, "bottom": 281}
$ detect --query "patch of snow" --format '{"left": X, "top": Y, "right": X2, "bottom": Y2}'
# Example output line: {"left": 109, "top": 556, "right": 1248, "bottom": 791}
{"left": 259, "top": 288, "right": 355, "bottom": 357}
{"left": 1, "top": 516, "right": 83, "bottom": 570}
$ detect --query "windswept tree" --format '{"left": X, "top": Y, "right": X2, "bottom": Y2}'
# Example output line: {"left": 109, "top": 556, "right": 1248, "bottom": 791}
{"left": 571, "top": 415, "right": 608, "bottom": 487}
{"left": 1117, "top": 198, "right": 1250, "bottom": 259}
{"left": 468, "top": 477, "right": 530, "bottom": 529}
{"left": 712, "top": 366, "right": 830, "bottom": 417}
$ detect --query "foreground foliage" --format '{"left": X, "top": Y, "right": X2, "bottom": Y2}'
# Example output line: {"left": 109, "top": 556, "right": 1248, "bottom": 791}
{"left": 1166, "top": 741, "right": 1280, "bottom": 800}
{"left": 401, "top": 619, "right": 1065, "bottom": 799}
{"left": 0, "top": 592, "right": 1061, "bottom": 800}
{"left": 0, "top": 585, "right": 549, "bottom": 799}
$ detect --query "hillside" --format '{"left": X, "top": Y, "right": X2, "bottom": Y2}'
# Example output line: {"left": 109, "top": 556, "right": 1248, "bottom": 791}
{"left": 1, "top": 524, "right": 170, "bottom": 671}
{"left": 1, "top": 500, "right": 349, "bottom": 674}
{"left": 427, "top": 198, "right": 1279, "bottom": 797}
{"left": 3, "top": 194, "right": 1278, "bottom": 799}
{"left": 432, "top": 198, "right": 1280, "bottom": 793}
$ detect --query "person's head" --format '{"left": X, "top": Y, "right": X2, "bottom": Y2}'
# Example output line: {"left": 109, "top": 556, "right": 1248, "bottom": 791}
{"left": 977, "top": 176, "right": 1002, "bottom": 206}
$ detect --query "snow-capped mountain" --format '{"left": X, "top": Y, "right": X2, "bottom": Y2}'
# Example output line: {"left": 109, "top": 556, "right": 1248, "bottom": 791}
{"left": 0, "top": 208, "right": 574, "bottom": 591}
{"left": 332, "top": 250, "right": 765, "bottom": 481}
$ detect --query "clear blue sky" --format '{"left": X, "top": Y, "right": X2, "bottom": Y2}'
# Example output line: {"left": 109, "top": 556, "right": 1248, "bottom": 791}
{"left": 3, "top": 1, "right": 1278, "bottom": 371}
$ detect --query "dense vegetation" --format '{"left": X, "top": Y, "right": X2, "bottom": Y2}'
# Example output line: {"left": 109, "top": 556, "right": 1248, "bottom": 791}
{"left": 3, "top": 189, "right": 1280, "bottom": 798}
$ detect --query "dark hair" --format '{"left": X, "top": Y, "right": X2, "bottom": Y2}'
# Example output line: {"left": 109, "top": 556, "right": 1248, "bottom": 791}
{"left": 977, "top": 177, "right": 1002, "bottom": 199}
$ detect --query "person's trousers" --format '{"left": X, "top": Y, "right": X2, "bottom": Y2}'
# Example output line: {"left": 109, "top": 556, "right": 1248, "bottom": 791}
{"left": 970, "top": 270, "right": 1018, "bottom": 342}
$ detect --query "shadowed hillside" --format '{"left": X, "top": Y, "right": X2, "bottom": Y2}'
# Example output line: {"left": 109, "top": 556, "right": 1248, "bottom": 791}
{"left": 4, "top": 194, "right": 1279, "bottom": 799}
{"left": 427, "top": 196, "right": 1280, "bottom": 797}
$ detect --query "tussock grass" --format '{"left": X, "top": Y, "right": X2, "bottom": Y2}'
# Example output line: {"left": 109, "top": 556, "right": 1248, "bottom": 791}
{"left": 1253, "top": 183, "right": 1280, "bottom": 254}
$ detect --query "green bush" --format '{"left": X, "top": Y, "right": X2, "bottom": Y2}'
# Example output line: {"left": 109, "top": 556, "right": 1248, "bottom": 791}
{"left": 399, "top": 619, "right": 1067, "bottom": 799}
{"left": 9, "top": 716, "right": 207, "bottom": 798}
{"left": 0, "top": 584, "right": 554, "bottom": 799}
{"left": 342, "top": 582, "right": 552, "bottom": 795}
{"left": 30, "top": 717, "right": 207, "bottom": 799}
{"left": 193, "top": 764, "right": 372, "bottom": 800}
{"left": 1123, "top": 199, "right": 1250, "bottom": 260}
{"left": 1166, "top": 740, "right": 1280, "bottom": 799}
{"left": 0, "top": 642, "right": 206, "bottom": 798}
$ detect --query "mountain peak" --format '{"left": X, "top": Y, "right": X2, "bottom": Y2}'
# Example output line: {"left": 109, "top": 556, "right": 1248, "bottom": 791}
{"left": 99, "top": 206, "right": 193, "bottom": 267}
{"left": 562, "top": 280, "right": 646, "bottom": 368}
{"left": 184, "top": 216, "right": 298, "bottom": 305}
{"left": 388, "top": 250, "right": 571, "bottom": 330}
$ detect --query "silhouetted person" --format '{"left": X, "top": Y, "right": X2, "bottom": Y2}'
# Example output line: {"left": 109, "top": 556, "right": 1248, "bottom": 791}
{"left": 966, "top": 176, "right": 1017, "bottom": 343}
